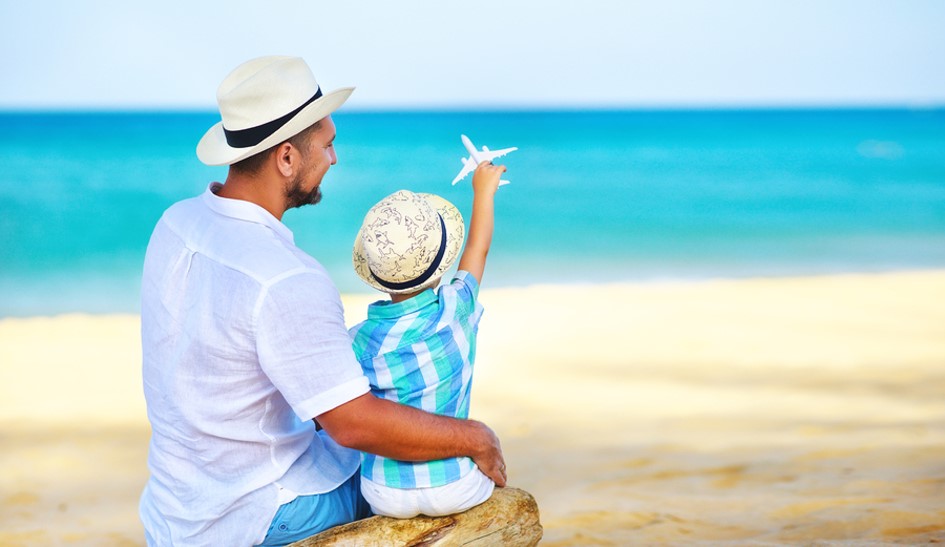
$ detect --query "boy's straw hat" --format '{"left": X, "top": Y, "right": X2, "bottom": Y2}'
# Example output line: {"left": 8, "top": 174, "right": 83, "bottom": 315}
{"left": 353, "top": 190, "right": 465, "bottom": 294}
{"left": 197, "top": 56, "right": 354, "bottom": 166}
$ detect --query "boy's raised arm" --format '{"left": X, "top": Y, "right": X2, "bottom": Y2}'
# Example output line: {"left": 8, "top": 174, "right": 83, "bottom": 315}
{"left": 457, "top": 161, "right": 506, "bottom": 284}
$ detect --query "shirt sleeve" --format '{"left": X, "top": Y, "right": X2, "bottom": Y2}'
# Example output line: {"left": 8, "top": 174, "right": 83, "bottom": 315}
{"left": 446, "top": 270, "right": 484, "bottom": 325}
{"left": 255, "top": 268, "right": 370, "bottom": 421}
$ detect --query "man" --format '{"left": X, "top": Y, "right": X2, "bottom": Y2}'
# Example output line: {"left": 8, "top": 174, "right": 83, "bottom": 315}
{"left": 139, "top": 56, "right": 506, "bottom": 546}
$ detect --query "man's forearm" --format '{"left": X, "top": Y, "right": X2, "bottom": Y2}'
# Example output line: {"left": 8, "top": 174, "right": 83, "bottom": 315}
{"left": 317, "top": 393, "right": 507, "bottom": 485}
{"left": 317, "top": 393, "right": 482, "bottom": 460}
{"left": 321, "top": 394, "right": 474, "bottom": 460}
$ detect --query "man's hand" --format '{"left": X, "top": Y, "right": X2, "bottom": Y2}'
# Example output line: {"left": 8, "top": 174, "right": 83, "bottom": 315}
{"left": 468, "top": 420, "right": 507, "bottom": 487}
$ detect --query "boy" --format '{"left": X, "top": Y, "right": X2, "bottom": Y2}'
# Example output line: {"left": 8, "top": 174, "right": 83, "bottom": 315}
{"left": 348, "top": 161, "right": 506, "bottom": 518}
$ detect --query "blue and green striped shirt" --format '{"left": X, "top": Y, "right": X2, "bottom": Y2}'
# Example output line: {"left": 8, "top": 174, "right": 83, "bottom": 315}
{"left": 348, "top": 271, "right": 484, "bottom": 488}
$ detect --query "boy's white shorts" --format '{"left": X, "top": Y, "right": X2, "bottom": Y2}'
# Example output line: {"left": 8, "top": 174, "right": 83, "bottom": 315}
{"left": 360, "top": 467, "right": 495, "bottom": 519}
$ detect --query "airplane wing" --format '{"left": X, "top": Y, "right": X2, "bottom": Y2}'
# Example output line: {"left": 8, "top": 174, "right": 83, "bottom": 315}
{"left": 451, "top": 157, "right": 478, "bottom": 185}
{"left": 452, "top": 135, "right": 518, "bottom": 185}
{"left": 476, "top": 146, "right": 518, "bottom": 163}
{"left": 452, "top": 156, "right": 514, "bottom": 186}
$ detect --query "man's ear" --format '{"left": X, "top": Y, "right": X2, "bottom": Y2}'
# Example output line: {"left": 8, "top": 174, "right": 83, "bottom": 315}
{"left": 273, "top": 142, "right": 298, "bottom": 178}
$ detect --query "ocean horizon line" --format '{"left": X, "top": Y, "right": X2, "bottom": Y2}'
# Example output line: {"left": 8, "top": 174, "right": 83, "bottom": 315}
{"left": 2, "top": 104, "right": 944, "bottom": 115}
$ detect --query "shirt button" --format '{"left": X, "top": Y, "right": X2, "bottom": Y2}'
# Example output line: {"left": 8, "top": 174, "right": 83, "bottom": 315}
{"left": 279, "top": 524, "right": 288, "bottom": 531}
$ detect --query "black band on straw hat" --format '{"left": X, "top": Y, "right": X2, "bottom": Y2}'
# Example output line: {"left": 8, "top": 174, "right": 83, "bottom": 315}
{"left": 223, "top": 88, "right": 323, "bottom": 148}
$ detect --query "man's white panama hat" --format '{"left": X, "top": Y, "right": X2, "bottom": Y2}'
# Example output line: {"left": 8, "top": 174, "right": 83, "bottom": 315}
{"left": 197, "top": 56, "right": 354, "bottom": 166}
{"left": 353, "top": 190, "right": 465, "bottom": 295}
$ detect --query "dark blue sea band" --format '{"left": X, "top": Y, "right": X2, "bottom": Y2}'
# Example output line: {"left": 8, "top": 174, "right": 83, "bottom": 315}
{"left": 371, "top": 214, "right": 447, "bottom": 291}
{"left": 223, "top": 88, "right": 323, "bottom": 148}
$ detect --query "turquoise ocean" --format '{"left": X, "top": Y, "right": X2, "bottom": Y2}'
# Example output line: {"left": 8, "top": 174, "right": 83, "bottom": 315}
{"left": 1, "top": 109, "right": 944, "bottom": 317}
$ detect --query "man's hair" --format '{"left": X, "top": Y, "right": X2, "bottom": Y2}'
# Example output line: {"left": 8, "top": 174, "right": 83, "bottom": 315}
{"left": 229, "top": 120, "right": 323, "bottom": 174}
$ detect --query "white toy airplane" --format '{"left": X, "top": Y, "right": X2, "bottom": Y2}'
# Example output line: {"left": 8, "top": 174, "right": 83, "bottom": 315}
{"left": 451, "top": 134, "right": 517, "bottom": 186}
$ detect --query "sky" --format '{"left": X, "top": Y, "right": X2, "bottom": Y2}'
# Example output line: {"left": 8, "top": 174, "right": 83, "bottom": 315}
{"left": 1, "top": 0, "right": 944, "bottom": 110}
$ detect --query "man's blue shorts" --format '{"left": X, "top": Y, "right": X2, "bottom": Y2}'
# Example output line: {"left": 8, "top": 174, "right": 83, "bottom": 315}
{"left": 256, "top": 472, "right": 372, "bottom": 546}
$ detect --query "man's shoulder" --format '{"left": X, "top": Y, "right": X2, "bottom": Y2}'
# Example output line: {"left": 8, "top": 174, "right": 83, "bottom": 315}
{"left": 158, "top": 196, "right": 324, "bottom": 286}
{"left": 228, "top": 237, "right": 328, "bottom": 290}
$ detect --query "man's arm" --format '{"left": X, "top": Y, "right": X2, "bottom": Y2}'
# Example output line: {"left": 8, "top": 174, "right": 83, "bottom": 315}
{"left": 316, "top": 393, "right": 507, "bottom": 486}
{"left": 457, "top": 162, "right": 506, "bottom": 284}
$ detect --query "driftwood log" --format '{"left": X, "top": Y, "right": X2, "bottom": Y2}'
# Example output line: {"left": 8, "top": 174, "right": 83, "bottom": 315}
{"left": 288, "top": 487, "right": 542, "bottom": 546}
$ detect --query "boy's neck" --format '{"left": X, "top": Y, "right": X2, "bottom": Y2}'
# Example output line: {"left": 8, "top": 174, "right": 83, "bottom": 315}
{"left": 389, "top": 289, "right": 424, "bottom": 304}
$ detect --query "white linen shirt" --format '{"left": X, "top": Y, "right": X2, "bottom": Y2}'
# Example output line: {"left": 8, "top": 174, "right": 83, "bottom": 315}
{"left": 139, "top": 184, "right": 370, "bottom": 546}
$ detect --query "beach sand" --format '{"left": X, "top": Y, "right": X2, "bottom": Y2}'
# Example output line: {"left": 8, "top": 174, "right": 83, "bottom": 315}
{"left": 2, "top": 270, "right": 944, "bottom": 545}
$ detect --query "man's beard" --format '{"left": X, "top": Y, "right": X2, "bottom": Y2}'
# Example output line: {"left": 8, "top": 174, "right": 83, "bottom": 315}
{"left": 285, "top": 174, "right": 322, "bottom": 210}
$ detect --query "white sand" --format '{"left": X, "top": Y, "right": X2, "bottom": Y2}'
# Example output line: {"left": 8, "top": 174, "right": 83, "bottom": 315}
{"left": 2, "top": 270, "right": 944, "bottom": 545}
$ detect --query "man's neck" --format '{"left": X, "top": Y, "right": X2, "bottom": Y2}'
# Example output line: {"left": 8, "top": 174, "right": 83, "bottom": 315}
{"left": 215, "top": 171, "right": 287, "bottom": 220}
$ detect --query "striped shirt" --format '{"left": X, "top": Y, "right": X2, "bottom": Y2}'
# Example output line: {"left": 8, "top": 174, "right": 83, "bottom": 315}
{"left": 348, "top": 271, "right": 484, "bottom": 488}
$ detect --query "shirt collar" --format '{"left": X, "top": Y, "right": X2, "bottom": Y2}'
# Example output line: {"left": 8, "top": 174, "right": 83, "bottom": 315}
{"left": 367, "top": 288, "right": 438, "bottom": 320}
{"left": 201, "top": 183, "right": 295, "bottom": 245}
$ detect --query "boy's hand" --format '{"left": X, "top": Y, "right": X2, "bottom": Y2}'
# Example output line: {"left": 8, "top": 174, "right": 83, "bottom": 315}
{"left": 471, "top": 161, "right": 506, "bottom": 195}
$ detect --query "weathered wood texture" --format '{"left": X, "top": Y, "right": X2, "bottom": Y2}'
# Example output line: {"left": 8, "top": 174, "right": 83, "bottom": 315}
{"left": 288, "top": 487, "right": 542, "bottom": 546}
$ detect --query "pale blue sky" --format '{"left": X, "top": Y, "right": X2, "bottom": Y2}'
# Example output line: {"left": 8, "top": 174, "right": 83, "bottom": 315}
{"left": 2, "top": 0, "right": 943, "bottom": 109}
